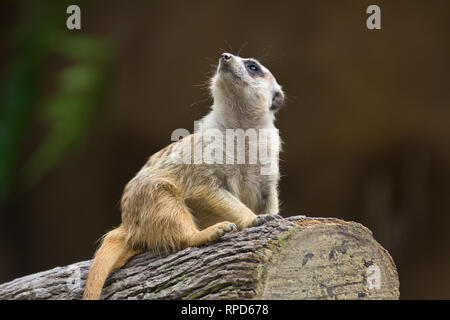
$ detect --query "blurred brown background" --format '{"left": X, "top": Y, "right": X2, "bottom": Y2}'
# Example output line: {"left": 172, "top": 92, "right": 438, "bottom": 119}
{"left": 1, "top": 0, "right": 449, "bottom": 299}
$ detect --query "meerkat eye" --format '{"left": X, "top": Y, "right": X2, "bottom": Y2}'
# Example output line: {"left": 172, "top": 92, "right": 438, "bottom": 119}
{"left": 245, "top": 61, "right": 264, "bottom": 77}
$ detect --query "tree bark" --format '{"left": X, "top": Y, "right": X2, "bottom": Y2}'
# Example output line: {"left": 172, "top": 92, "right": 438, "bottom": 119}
{"left": 0, "top": 216, "right": 399, "bottom": 300}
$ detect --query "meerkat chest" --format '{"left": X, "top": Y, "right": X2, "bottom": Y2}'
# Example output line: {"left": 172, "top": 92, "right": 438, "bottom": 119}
{"left": 224, "top": 165, "right": 274, "bottom": 213}
{"left": 225, "top": 128, "right": 280, "bottom": 212}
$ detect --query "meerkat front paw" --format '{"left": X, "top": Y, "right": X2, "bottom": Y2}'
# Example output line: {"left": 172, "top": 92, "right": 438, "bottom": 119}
{"left": 210, "top": 222, "right": 238, "bottom": 241}
{"left": 250, "top": 214, "right": 283, "bottom": 227}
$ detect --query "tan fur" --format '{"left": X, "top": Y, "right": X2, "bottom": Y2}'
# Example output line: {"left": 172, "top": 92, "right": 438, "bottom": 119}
{"left": 83, "top": 53, "right": 285, "bottom": 299}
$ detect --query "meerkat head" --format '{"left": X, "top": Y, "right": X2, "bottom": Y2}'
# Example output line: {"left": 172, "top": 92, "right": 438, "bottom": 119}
{"left": 210, "top": 53, "right": 285, "bottom": 119}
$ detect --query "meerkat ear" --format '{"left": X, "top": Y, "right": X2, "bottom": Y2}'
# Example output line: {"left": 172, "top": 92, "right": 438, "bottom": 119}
{"left": 270, "top": 90, "right": 285, "bottom": 112}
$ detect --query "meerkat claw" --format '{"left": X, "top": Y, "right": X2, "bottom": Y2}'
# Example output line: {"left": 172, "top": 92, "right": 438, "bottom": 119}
{"left": 251, "top": 214, "right": 282, "bottom": 227}
{"left": 221, "top": 223, "right": 238, "bottom": 233}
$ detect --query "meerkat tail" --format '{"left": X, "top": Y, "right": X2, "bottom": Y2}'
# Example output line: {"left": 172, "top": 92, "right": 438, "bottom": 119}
{"left": 83, "top": 225, "right": 139, "bottom": 300}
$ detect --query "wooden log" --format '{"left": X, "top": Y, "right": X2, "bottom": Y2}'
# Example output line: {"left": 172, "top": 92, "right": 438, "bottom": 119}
{"left": 0, "top": 216, "right": 399, "bottom": 300}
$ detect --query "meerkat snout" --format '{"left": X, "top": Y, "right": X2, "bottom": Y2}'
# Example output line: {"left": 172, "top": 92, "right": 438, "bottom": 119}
{"left": 220, "top": 53, "right": 232, "bottom": 62}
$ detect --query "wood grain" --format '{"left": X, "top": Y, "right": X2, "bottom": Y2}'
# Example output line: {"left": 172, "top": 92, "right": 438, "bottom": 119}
{"left": 0, "top": 216, "right": 399, "bottom": 300}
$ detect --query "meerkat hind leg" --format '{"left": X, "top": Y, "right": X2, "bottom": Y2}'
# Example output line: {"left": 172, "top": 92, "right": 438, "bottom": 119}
{"left": 125, "top": 188, "right": 237, "bottom": 252}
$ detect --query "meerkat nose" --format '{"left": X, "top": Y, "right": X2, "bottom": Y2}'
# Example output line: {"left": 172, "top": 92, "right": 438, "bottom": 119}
{"left": 220, "top": 53, "right": 232, "bottom": 62}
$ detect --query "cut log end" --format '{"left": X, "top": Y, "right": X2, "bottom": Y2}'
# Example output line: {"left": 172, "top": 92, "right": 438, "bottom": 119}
{"left": 258, "top": 217, "right": 399, "bottom": 299}
{"left": 0, "top": 216, "right": 399, "bottom": 300}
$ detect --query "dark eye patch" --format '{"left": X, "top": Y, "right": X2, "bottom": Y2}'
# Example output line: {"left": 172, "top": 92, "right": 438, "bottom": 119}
{"left": 244, "top": 60, "right": 264, "bottom": 77}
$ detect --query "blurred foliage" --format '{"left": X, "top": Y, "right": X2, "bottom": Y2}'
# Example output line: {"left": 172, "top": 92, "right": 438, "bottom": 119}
{"left": 0, "top": 0, "right": 113, "bottom": 205}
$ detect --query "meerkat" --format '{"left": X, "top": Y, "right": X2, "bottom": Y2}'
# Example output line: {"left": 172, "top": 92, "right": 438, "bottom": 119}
{"left": 82, "top": 52, "right": 286, "bottom": 300}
